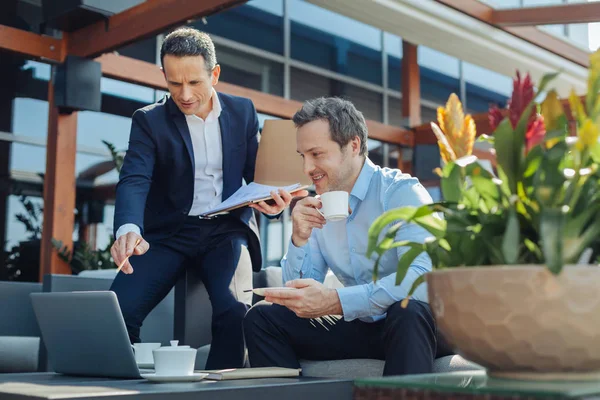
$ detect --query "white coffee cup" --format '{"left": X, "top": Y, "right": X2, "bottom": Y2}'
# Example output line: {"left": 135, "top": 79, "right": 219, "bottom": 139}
{"left": 318, "top": 191, "right": 349, "bottom": 221}
{"left": 152, "top": 340, "right": 197, "bottom": 376}
{"left": 131, "top": 342, "right": 161, "bottom": 364}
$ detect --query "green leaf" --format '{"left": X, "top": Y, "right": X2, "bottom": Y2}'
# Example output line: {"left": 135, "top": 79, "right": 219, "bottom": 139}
{"left": 367, "top": 206, "right": 446, "bottom": 258}
{"left": 395, "top": 245, "right": 425, "bottom": 285}
{"left": 535, "top": 72, "right": 560, "bottom": 100}
{"left": 502, "top": 208, "right": 520, "bottom": 264}
{"left": 401, "top": 274, "right": 427, "bottom": 308}
{"left": 440, "top": 162, "right": 462, "bottom": 202}
{"left": 540, "top": 208, "right": 565, "bottom": 274}
{"left": 494, "top": 118, "right": 518, "bottom": 194}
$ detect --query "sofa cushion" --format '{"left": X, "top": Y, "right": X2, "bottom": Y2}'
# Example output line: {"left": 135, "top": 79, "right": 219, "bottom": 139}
{"left": 299, "top": 355, "right": 481, "bottom": 378}
{"left": 0, "top": 336, "right": 40, "bottom": 373}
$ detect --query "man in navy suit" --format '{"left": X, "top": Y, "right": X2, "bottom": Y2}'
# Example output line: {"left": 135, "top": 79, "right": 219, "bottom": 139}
{"left": 109, "top": 27, "right": 305, "bottom": 369}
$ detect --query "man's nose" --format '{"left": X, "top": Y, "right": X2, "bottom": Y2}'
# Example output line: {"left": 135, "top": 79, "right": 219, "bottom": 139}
{"left": 180, "top": 85, "right": 193, "bottom": 101}
{"left": 303, "top": 158, "right": 314, "bottom": 176}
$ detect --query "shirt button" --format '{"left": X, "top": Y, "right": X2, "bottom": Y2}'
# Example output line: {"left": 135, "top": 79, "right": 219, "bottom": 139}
{"left": 351, "top": 248, "right": 356, "bottom": 253}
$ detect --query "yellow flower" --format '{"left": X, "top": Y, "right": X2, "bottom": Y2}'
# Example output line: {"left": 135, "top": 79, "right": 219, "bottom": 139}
{"left": 569, "top": 89, "right": 587, "bottom": 126}
{"left": 431, "top": 122, "right": 457, "bottom": 163}
{"left": 540, "top": 90, "right": 564, "bottom": 132}
{"left": 576, "top": 118, "right": 599, "bottom": 151}
{"left": 436, "top": 94, "right": 476, "bottom": 159}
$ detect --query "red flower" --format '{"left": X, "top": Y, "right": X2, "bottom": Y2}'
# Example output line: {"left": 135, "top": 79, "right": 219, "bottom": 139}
{"left": 525, "top": 115, "right": 546, "bottom": 153}
{"left": 488, "top": 71, "right": 546, "bottom": 153}
{"left": 488, "top": 71, "right": 537, "bottom": 132}
{"left": 509, "top": 71, "right": 535, "bottom": 130}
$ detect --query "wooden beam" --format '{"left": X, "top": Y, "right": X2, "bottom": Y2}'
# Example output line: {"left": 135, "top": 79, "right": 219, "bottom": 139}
{"left": 492, "top": 3, "right": 600, "bottom": 27}
{"left": 40, "top": 75, "right": 78, "bottom": 279}
{"left": 68, "top": 0, "right": 247, "bottom": 58}
{"left": 0, "top": 25, "right": 63, "bottom": 63}
{"left": 96, "top": 53, "right": 414, "bottom": 146}
{"left": 435, "top": 0, "right": 590, "bottom": 68}
{"left": 401, "top": 41, "right": 421, "bottom": 127}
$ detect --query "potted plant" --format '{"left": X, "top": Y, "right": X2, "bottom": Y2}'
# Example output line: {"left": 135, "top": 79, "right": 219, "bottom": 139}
{"left": 368, "top": 50, "right": 600, "bottom": 380}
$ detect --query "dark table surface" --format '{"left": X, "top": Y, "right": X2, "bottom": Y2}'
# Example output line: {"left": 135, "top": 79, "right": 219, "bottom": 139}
{"left": 0, "top": 372, "right": 353, "bottom": 400}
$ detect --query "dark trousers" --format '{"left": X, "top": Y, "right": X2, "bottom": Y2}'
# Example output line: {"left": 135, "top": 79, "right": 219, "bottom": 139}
{"left": 244, "top": 300, "right": 453, "bottom": 376}
{"left": 110, "top": 216, "right": 252, "bottom": 369}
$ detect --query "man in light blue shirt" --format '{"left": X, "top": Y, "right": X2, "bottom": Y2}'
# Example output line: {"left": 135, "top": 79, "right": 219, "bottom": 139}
{"left": 244, "top": 97, "right": 452, "bottom": 376}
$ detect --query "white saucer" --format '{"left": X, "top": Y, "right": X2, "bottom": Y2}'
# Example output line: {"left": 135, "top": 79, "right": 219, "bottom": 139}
{"left": 141, "top": 372, "right": 209, "bottom": 382}
{"left": 253, "top": 287, "right": 297, "bottom": 296}
{"left": 137, "top": 362, "right": 154, "bottom": 369}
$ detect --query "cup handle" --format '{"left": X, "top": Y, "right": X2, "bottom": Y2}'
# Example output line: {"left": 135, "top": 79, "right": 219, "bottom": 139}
{"left": 315, "top": 208, "right": 325, "bottom": 218}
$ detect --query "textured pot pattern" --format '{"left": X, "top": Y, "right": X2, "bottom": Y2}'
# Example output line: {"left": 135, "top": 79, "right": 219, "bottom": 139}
{"left": 427, "top": 265, "right": 600, "bottom": 373}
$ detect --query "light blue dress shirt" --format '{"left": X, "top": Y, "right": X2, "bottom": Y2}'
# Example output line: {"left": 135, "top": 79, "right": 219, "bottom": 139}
{"left": 281, "top": 158, "right": 435, "bottom": 323}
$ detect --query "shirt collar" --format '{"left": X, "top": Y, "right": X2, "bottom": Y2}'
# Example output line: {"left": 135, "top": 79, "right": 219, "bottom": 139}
{"left": 350, "top": 157, "right": 376, "bottom": 202}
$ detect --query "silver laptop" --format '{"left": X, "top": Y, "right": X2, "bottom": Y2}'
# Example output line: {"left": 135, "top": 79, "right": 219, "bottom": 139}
{"left": 30, "top": 291, "right": 150, "bottom": 378}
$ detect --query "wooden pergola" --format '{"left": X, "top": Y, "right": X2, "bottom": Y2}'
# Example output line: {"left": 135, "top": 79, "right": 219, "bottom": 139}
{"left": 0, "top": 0, "right": 595, "bottom": 280}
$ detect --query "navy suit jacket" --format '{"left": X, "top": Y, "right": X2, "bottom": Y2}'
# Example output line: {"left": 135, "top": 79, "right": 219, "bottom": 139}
{"left": 114, "top": 92, "right": 263, "bottom": 271}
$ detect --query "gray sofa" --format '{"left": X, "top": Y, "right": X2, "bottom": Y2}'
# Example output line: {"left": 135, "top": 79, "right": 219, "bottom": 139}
{"left": 0, "top": 281, "right": 43, "bottom": 372}
{"left": 196, "top": 266, "right": 481, "bottom": 378}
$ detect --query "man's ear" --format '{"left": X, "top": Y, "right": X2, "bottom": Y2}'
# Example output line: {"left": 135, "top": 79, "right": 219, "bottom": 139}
{"left": 211, "top": 64, "right": 221, "bottom": 86}
{"left": 351, "top": 136, "right": 361, "bottom": 155}
{"left": 161, "top": 66, "right": 166, "bottom": 81}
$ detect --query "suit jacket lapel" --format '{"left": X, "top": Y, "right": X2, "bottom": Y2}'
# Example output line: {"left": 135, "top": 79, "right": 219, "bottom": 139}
{"left": 168, "top": 97, "right": 195, "bottom": 171}
{"left": 218, "top": 93, "right": 232, "bottom": 200}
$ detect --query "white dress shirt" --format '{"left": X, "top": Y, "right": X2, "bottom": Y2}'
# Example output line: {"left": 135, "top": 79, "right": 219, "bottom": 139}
{"left": 116, "top": 89, "right": 224, "bottom": 239}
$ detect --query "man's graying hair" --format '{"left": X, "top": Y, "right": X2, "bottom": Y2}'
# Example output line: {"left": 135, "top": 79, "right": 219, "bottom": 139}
{"left": 292, "top": 97, "right": 368, "bottom": 156}
{"left": 160, "top": 27, "right": 217, "bottom": 72}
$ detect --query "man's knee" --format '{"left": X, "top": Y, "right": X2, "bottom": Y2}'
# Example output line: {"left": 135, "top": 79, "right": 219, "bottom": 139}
{"left": 243, "top": 302, "right": 286, "bottom": 336}
{"left": 384, "top": 300, "right": 434, "bottom": 333}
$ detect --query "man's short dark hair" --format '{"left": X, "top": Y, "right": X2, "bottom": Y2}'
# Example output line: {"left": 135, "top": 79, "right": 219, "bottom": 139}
{"left": 160, "top": 27, "right": 217, "bottom": 72}
{"left": 292, "top": 97, "right": 368, "bottom": 156}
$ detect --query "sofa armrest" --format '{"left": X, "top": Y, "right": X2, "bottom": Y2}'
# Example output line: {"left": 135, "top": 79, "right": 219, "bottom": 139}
{"left": 0, "top": 336, "right": 40, "bottom": 373}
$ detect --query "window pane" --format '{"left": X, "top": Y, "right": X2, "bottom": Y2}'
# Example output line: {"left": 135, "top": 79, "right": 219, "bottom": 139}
{"left": 215, "top": 45, "right": 284, "bottom": 96}
{"left": 116, "top": 36, "right": 157, "bottom": 64}
{"left": 77, "top": 111, "right": 131, "bottom": 152}
{"left": 197, "top": 0, "right": 284, "bottom": 54}
{"left": 12, "top": 98, "right": 48, "bottom": 137}
{"left": 290, "top": 68, "right": 331, "bottom": 101}
{"left": 290, "top": 0, "right": 382, "bottom": 85}
{"left": 10, "top": 143, "right": 46, "bottom": 173}
{"left": 343, "top": 85, "right": 382, "bottom": 122}
{"left": 290, "top": 68, "right": 382, "bottom": 121}
{"left": 385, "top": 32, "right": 402, "bottom": 91}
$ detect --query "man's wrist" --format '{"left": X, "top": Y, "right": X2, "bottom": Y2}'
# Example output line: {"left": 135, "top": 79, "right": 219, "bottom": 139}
{"left": 291, "top": 235, "right": 307, "bottom": 248}
{"left": 325, "top": 288, "right": 343, "bottom": 315}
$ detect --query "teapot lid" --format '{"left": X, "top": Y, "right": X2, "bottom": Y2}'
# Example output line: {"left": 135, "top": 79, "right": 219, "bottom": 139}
{"left": 154, "top": 340, "right": 192, "bottom": 352}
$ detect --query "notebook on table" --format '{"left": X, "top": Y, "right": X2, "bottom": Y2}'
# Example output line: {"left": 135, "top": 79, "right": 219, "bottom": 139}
{"left": 196, "top": 367, "right": 302, "bottom": 380}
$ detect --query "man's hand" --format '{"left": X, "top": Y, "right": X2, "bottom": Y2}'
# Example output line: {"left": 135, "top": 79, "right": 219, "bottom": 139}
{"left": 290, "top": 196, "right": 326, "bottom": 247}
{"left": 110, "top": 232, "right": 149, "bottom": 274}
{"left": 264, "top": 279, "right": 343, "bottom": 318}
{"left": 250, "top": 188, "right": 309, "bottom": 216}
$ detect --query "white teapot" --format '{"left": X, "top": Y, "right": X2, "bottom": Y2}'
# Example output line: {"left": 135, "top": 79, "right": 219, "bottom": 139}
{"left": 152, "top": 340, "right": 197, "bottom": 376}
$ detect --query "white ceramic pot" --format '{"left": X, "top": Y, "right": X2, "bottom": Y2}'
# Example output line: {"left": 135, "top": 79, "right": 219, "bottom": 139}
{"left": 427, "top": 265, "right": 600, "bottom": 380}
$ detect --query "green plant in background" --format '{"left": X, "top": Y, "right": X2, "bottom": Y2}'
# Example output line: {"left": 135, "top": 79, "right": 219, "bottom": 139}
{"left": 50, "top": 140, "right": 124, "bottom": 273}
{"left": 3, "top": 140, "right": 124, "bottom": 278}
{"left": 52, "top": 238, "right": 114, "bottom": 274}
{"left": 367, "top": 49, "right": 600, "bottom": 301}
